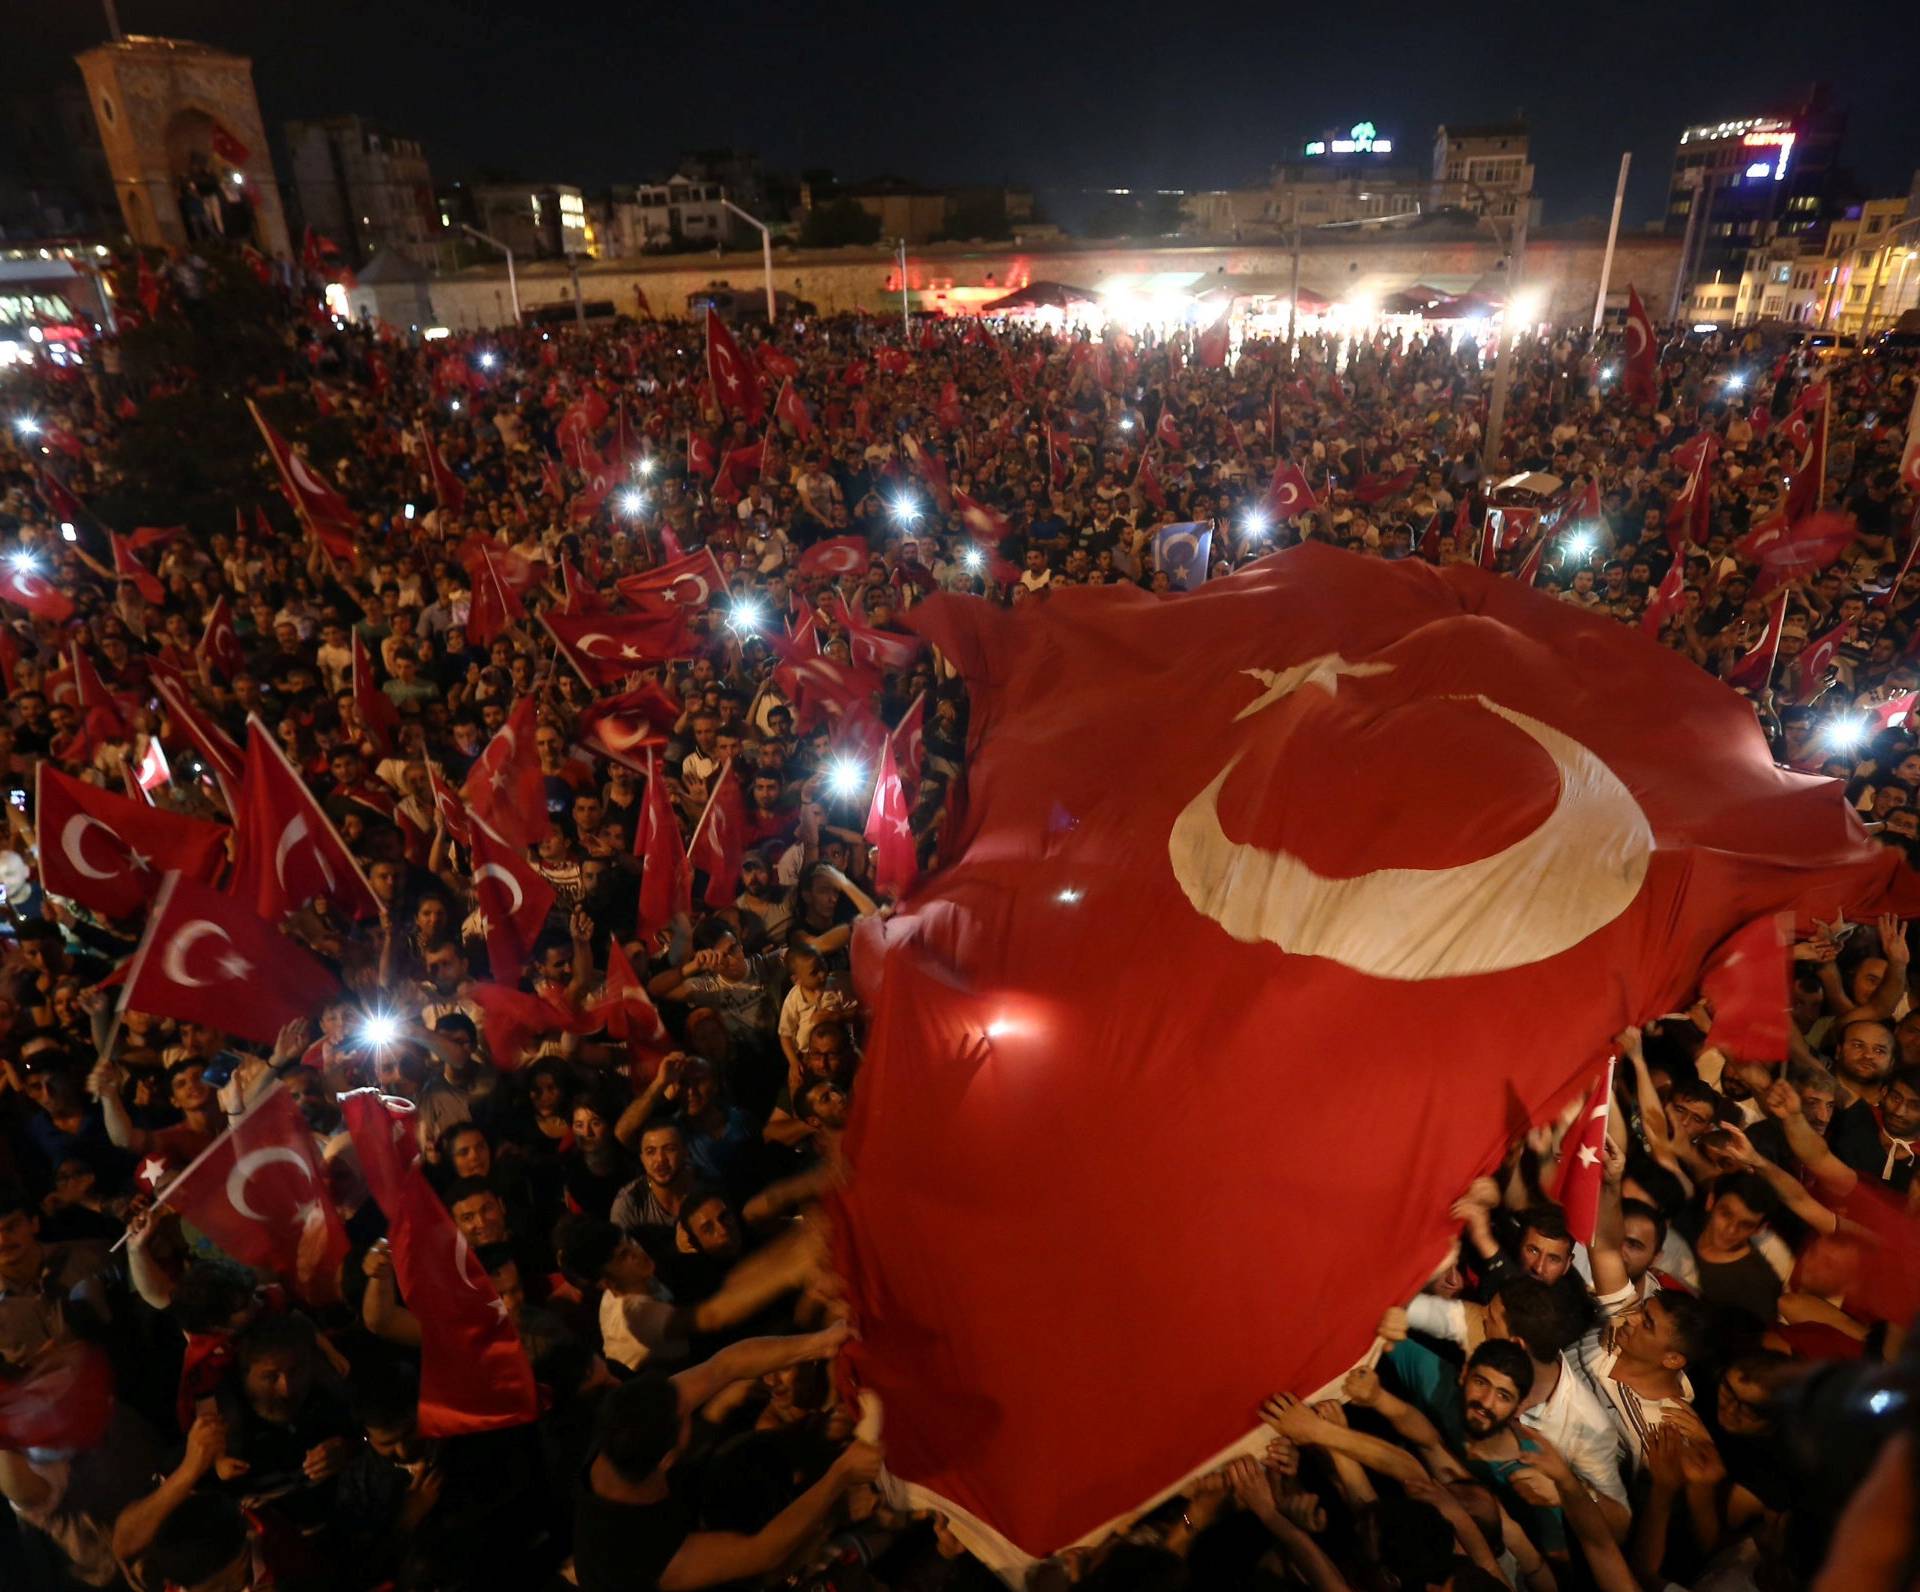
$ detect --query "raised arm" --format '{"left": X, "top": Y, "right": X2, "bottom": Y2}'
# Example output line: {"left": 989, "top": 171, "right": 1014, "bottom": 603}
{"left": 657, "top": 1442, "right": 880, "bottom": 1591}
{"left": 670, "top": 1322, "right": 847, "bottom": 1412}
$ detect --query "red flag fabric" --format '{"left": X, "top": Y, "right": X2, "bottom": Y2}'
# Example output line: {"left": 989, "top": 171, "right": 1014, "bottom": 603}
{"left": 209, "top": 123, "right": 251, "bottom": 167}
{"left": 1266, "top": 460, "right": 1320, "bottom": 519}
{"left": 1195, "top": 319, "right": 1230, "bottom": 369}
{"left": 1871, "top": 524, "right": 1920, "bottom": 611}
{"left": 892, "top": 692, "right": 929, "bottom": 786}
{"left": 1736, "top": 510, "right": 1856, "bottom": 593}
{"left": 1868, "top": 691, "right": 1920, "bottom": 735}
{"left": 705, "top": 307, "right": 765, "bottom": 423}
{"left": 1514, "top": 530, "right": 1548, "bottom": 589}
{"left": 199, "top": 596, "right": 245, "bottom": 681}
{"left": 0, "top": 1343, "right": 115, "bottom": 1452}
{"left": 0, "top": 558, "right": 74, "bottom": 622}
{"left": 35, "top": 765, "right": 226, "bottom": 919}
{"left": 108, "top": 532, "right": 166, "bottom": 605}
{"left": 1155, "top": 410, "right": 1183, "bottom": 452}
{"left": 151, "top": 672, "right": 245, "bottom": 790}
{"left": 120, "top": 872, "right": 342, "bottom": 1045}
{"left": 774, "top": 378, "right": 815, "bottom": 443}
{"left": 1900, "top": 382, "right": 1920, "bottom": 494}
{"left": 430, "top": 766, "right": 473, "bottom": 849}
{"left": 422, "top": 425, "right": 467, "bottom": 516}
{"left": 687, "top": 430, "right": 717, "bottom": 479}
{"left": 152, "top": 1082, "right": 348, "bottom": 1305}
{"left": 340, "top": 1091, "right": 539, "bottom": 1436}
{"left": 230, "top": 717, "right": 379, "bottom": 921}
{"left": 833, "top": 546, "right": 1920, "bottom": 1559}
{"left": 614, "top": 548, "right": 726, "bottom": 609}
{"left": 951, "top": 489, "right": 1010, "bottom": 546}
{"left": 1135, "top": 451, "right": 1166, "bottom": 512}
{"left": 848, "top": 624, "right": 925, "bottom": 675}
{"left": 637, "top": 753, "right": 691, "bottom": 939}
{"left": 576, "top": 686, "right": 675, "bottom": 765}
{"left": 561, "top": 555, "right": 606, "bottom": 615}
{"left": 863, "top": 735, "right": 918, "bottom": 898}
{"left": 1725, "top": 588, "right": 1792, "bottom": 691}
{"left": 755, "top": 343, "right": 800, "bottom": 381}
{"left": 461, "top": 542, "right": 527, "bottom": 645}
{"left": 545, "top": 609, "right": 699, "bottom": 686}
{"left": 588, "top": 937, "right": 672, "bottom": 1051}
{"left": 712, "top": 437, "right": 768, "bottom": 506}
{"left": 68, "top": 643, "right": 130, "bottom": 746}
{"left": 1699, "top": 913, "right": 1791, "bottom": 1063}
{"left": 352, "top": 629, "right": 399, "bottom": 756}
{"left": 248, "top": 401, "right": 358, "bottom": 554}
{"left": 1640, "top": 559, "right": 1687, "bottom": 636}
{"left": 470, "top": 818, "right": 556, "bottom": 980}
{"left": 1623, "top": 285, "right": 1658, "bottom": 407}
{"left": 797, "top": 535, "right": 871, "bottom": 579}
{"left": 1549, "top": 1059, "right": 1615, "bottom": 1248}
{"left": 460, "top": 695, "right": 547, "bottom": 849}
{"left": 688, "top": 759, "right": 746, "bottom": 909}
{"left": 1791, "top": 618, "right": 1850, "bottom": 703}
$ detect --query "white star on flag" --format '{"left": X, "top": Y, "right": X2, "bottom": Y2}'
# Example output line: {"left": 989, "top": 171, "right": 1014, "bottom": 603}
{"left": 1577, "top": 1144, "right": 1600, "bottom": 1167}
{"left": 216, "top": 952, "right": 253, "bottom": 980}
{"left": 140, "top": 1157, "right": 168, "bottom": 1187}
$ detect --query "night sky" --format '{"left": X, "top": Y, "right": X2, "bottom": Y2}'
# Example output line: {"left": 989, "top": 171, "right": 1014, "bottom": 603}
{"left": 25, "top": 0, "right": 1920, "bottom": 229}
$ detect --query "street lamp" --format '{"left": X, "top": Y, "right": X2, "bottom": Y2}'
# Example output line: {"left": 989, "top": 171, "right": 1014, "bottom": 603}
{"left": 459, "top": 223, "right": 520, "bottom": 327}
{"left": 719, "top": 200, "right": 776, "bottom": 324}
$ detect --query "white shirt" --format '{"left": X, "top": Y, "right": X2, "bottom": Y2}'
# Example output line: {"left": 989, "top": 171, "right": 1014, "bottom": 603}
{"left": 1406, "top": 1294, "right": 1627, "bottom": 1507}
{"left": 1571, "top": 1284, "right": 1697, "bottom": 1475}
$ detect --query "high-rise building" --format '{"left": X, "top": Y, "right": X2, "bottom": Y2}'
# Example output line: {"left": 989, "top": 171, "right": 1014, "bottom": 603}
{"left": 284, "top": 115, "right": 438, "bottom": 268}
{"left": 461, "top": 182, "right": 589, "bottom": 259}
{"left": 1666, "top": 86, "right": 1849, "bottom": 297}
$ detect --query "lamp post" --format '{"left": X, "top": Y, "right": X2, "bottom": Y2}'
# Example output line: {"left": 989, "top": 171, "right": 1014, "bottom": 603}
{"left": 719, "top": 200, "right": 776, "bottom": 324}
{"left": 459, "top": 224, "right": 519, "bottom": 327}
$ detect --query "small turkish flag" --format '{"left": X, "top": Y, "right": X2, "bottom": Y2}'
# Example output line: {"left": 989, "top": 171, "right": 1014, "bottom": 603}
{"left": 108, "top": 533, "right": 166, "bottom": 605}
{"left": 1135, "top": 451, "right": 1166, "bottom": 512}
{"left": 687, "top": 430, "right": 717, "bottom": 479}
{"left": 230, "top": 716, "right": 379, "bottom": 921}
{"left": 151, "top": 670, "right": 245, "bottom": 790}
{"left": 892, "top": 691, "right": 928, "bottom": 786}
{"left": 637, "top": 752, "right": 691, "bottom": 940}
{"left": 544, "top": 609, "right": 700, "bottom": 687}
{"left": 465, "top": 982, "right": 578, "bottom": 1068}
{"left": 152, "top": 1082, "right": 347, "bottom": 1306}
{"left": 614, "top": 547, "right": 726, "bottom": 610}
{"left": 864, "top": 735, "right": 918, "bottom": 898}
{"left": 1266, "top": 460, "right": 1320, "bottom": 519}
{"left": 713, "top": 437, "right": 767, "bottom": 506}
{"left": 756, "top": 343, "right": 799, "bottom": 381}
{"left": 705, "top": 307, "right": 765, "bottom": 423}
{"left": 460, "top": 694, "right": 547, "bottom": 850}
{"left": 774, "top": 378, "right": 815, "bottom": 443}
{"left": 470, "top": 818, "right": 555, "bottom": 981}
{"left": 1724, "top": 588, "right": 1791, "bottom": 691}
{"left": 35, "top": 764, "right": 226, "bottom": 919}
{"left": 798, "top": 535, "right": 870, "bottom": 579}
{"left": 1623, "top": 285, "right": 1658, "bottom": 407}
{"left": 561, "top": 554, "right": 606, "bottom": 615}
{"left": 1790, "top": 617, "right": 1850, "bottom": 703}
{"left": 774, "top": 653, "right": 883, "bottom": 727}
{"left": 689, "top": 758, "right": 747, "bottom": 909}
{"left": 248, "top": 400, "right": 358, "bottom": 553}
{"left": 849, "top": 624, "right": 925, "bottom": 675}
{"left": 1640, "top": 559, "right": 1687, "bottom": 637}
{"left": 1736, "top": 509, "right": 1856, "bottom": 595}
{"left": 198, "top": 595, "right": 245, "bottom": 681}
{"left": 1156, "top": 410, "right": 1183, "bottom": 451}
{"left": 352, "top": 629, "right": 399, "bottom": 756}
{"left": 951, "top": 489, "right": 1010, "bottom": 545}
{"left": 0, "top": 559, "right": 74, "bottom": 622}
{"left": 1196, "top": 319, "right": 1230, "bottom": 369}
{"left": 120, "top": 872, "right": 343, "bottom": 1045}
{"left": 209, "top": 123, "right": 251, "bottom": 167}
{"left": 423, "top": 424, "right": 467, "bottom": 516}
{"left": 588, "top": 937, "right": 672, "bottom": 1053}
{"left": 340, "top": 1091, "right": 539, "bottom": 1436}
{"left": 1550, "top": 1058, "right": 1616, "bottom": 1247}
{"left": 1699, "top": 914, "right": 1790, "bottom": 1063}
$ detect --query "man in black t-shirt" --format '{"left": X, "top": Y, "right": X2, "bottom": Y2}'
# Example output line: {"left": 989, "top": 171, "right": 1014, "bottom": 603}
{"left": 574, "top": 1327, "right": 876, "bottom": 1591}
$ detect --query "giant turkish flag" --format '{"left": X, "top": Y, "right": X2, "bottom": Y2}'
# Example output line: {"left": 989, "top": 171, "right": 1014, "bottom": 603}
{"left": 829, "top": 545, "right": 1920, "bottom": 1561}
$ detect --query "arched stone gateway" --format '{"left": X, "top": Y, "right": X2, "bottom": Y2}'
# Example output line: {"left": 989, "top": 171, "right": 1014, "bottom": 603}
{"left": 74, "top": 35, "right": 290, "bottom": 257}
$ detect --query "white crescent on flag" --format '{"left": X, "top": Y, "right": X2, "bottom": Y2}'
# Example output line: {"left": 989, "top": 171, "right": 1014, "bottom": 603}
{"left": 473, "top": 862, "right": 526, "bottom": 915}
{"left": 1167, "top": 655, "right": 1653, "bottom": 980}
{"left": 275, "top": 815, "right": 337, "bottom": 894}
{"left": 59, "top": 814, "right": 122, "bottom": 881}
{"left": 226, "top": 1146, "right": 314, "bottom": 1220}
{"left": 162, "top": 920, "right": 236, "bottom": 988}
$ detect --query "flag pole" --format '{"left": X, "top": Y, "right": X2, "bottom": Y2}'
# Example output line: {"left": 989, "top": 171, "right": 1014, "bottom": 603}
{"left": 1590, "top": 153, "right": 1631, "bottom": 341}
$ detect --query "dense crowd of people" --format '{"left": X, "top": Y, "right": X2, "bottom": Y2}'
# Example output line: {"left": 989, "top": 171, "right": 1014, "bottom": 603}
{"left": 0, "top": 245, "right": 1917, "bottom": 1592}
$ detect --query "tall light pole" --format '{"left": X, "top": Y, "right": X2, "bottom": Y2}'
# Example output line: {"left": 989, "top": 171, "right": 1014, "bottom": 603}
{"left": 1479, "top": 196, "right": 1531, "bottom": 482}
{"left": 1590, "top": 152, "right": 1631, "bottom": 338}
{"left": 459, "top": 223, "right": 519, "bottom": 326}
{"left": 719, "top": 199, "right": 775, "bottom": 324}
{"left": 897, "top": 238, "right": 911, "bottom": 337}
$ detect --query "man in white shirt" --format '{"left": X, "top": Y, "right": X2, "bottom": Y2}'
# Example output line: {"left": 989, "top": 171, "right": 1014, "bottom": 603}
{"left": 1401, "top": 1277, "right": 1630, "bottom": 1534}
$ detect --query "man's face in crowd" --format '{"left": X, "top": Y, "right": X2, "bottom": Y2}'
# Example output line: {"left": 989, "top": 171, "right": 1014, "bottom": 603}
{"left": 683, "top": 1196, "right": 740, "bottom": 1258}
{"left": 170, "top": 1063, "right": 212, "bottom": 1114}
{"left": 1518, "top": 1224, "right": 1572, "bottom": 1284}
{"left": 692, "top": 714, "right": 718, "bottom": 755}
{"left": 1882, "top": 1076, "right": 1920, "bottom": 1138}
{"left": 450, "top": 1189, "right": 507, "bottom": 1245}
{"left": 1702, "top": 1191, "right": 1765, "bottom": 1254}
{"left": 1798, "top": 1080, "right": 1837, "bottom": 1135}
{"left": 1458, "top": 1363, "right": 1523, "bottom": 1437}
{"left": 424, "top": 946, "right": 467, "bottom": 994}
{"left": 1837, "top": 1022, "right": 1895, "bottom": 1089}
{"left": 368, "top": 860, "right": 401, "bottom": 903}
{"left": 680, "top": 1061, "right": 717, "bottom": 1117}
{"left": 0, "top": 1208, "right": 41, "bottom": 1283}
{"left": 1717, "top": 1365, "right": 1775, "bottom": 1438}
{"left": 1620, "top": 1210, "right": 1661, "bottom": 1282}
{"left": 1616, "top": 1295, "right": 1689, "bottom": 1369}
{"left": 572, "top": 1105, "right": 608, "bottom": 1150}
{"left": 640, "top": 1126, "right": 686, "bottom": 1190}
{"left": 366, "top": 1411, "right": 426, "bottom": 1465}
{"left": 572, "top": 794, "right": 603, "bottom": 835}
{"left": 243, "top": 1347, "right": 311, "bottom": 1425}
{"left": 448, "top": 1128, "right": 491, "bottom": 1180}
